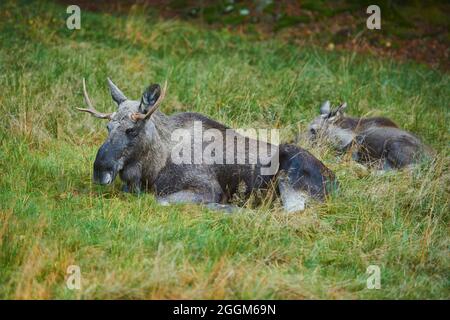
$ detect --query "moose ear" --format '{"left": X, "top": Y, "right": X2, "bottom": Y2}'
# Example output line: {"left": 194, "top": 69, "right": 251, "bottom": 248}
{"left": 139, "top": 84, "right": 161, "bottom": 114}
{"left": 107, "top": 77, "right": 127, "bottom": 105}
{"left": 320, "top": 100, "right": 331, "bottom": 115}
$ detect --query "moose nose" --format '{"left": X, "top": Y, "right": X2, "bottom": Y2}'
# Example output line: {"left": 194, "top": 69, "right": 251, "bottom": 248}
{"left": 102, "top": 172, "right": 113, "bottom": 184}
{"left": 93, "top": 141, "right": 120, "bottom": 185}
{"left": 93, "top": 170, "right": 115, "bottom": 185}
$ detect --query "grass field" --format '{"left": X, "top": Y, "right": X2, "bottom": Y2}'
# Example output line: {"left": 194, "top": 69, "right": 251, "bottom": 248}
{"left": 0, "top": 0, "right": 449, "bottom": 299}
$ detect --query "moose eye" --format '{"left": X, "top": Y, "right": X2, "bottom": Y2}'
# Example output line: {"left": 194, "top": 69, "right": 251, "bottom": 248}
{"left": 125, "top": 127, "right": 137, "bottom": 137}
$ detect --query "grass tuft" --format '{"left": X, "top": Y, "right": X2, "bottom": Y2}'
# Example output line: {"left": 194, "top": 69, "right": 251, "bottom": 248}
{"left": 0, "top": 0, "right": 448, "bottom": 299}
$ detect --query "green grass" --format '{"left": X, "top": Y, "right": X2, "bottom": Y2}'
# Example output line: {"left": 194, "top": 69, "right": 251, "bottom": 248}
{"left": 0, "top": 0, "right": 449, "bottom": 299}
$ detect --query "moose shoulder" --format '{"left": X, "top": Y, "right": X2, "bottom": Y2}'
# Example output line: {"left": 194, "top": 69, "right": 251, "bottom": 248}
{"left": 307, "top": 101, "right": 434, "bottom": 169}
{"left": 76, "top": 78, "right": 337, "bottom": 213}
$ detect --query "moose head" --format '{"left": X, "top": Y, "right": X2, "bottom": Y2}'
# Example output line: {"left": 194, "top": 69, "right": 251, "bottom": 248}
{"left": 77, "top": 78, "right": 167, "bottom": 185}
{"left": 308, "top": 101, "right": 352, "bottom": 149}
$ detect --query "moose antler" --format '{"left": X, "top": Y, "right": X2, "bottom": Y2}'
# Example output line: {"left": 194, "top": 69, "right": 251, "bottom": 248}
{"left": 326, "top": 102, "right": 347, "bottom": 119}
{"left": 76, "top": 78, "right": 113, "bottom": 120}
{"left": 131, "top": 81, "right": 168, "bottom": 121}
{"left": 335, "top": 102, "right": 347, "bottom": 113}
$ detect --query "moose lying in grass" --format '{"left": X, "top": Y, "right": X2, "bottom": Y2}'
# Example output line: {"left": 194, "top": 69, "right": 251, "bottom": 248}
{"left": 307, "top": 101, "right": 433, "bottom": 170}
{"left": 77, "top": 78, "right": 337, "bottom": 212}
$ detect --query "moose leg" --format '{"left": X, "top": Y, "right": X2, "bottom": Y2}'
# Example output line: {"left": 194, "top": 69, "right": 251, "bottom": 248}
{"left": 156, "top": 190, "right": 240, "bottom": 213}
{"left": 122, "top": 183, "right": 141, "bottom": 194}
{"left": 386, "top": 145, "right": 416, "bottom": 169}
{"left": 155, "top": 172, "right": 241, "bottom": 213}
{"left": 204, "top": 203, "right": 240, "bottom": 214}
{"left": 120, "top": 163, "right": 143, "bottom": 193}
{"left": 382, "top": 158, "right": 394, "bottom": 171}
{"left": 278, "top": 174, "right": 309, "bottom": 213}
{"left": 157, "top": 190, "right": 213, "bottom": 205}
{"left": 277, "top": 144, "right": 337, "bottom": 213}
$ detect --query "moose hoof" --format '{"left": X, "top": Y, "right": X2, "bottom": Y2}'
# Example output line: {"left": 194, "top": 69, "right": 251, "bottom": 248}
{"left": 157, "top": 198, "right": 170, "bottom": 206}
{"left": 281, "top": 192, "right": 308, "bottom": 213}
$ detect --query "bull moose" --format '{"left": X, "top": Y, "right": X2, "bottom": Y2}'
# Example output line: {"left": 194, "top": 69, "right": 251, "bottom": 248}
{"left": 307, "top": 101, "right": 434, "bottom": 169}
{"left": 76, "top": 78, "right": 337, "bottom": 212}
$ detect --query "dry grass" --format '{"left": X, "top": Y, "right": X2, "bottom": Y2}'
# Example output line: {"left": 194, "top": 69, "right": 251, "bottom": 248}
{"left": 0, "top": 0, "right": 448, "bottom": 299}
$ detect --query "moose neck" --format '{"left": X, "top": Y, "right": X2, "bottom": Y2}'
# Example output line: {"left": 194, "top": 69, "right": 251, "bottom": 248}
{"left": 139, "top": 110, "right": 172, "bottom": 186}
{"left": 330, "top": 126, "right": 355, "bottom": 150}
{"left": 322, "top": 117, "right": 355, "bottom": 150}
{"left": 149, "top": 110, "right": 172, "bottom": 143}
{"left": 335, "top": 117, "right": 363, "bottom": 132}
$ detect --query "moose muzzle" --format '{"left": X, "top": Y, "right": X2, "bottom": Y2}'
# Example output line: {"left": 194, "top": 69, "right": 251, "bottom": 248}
{"left": 93, "top": 141, "right": 121, "bottom": 185}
